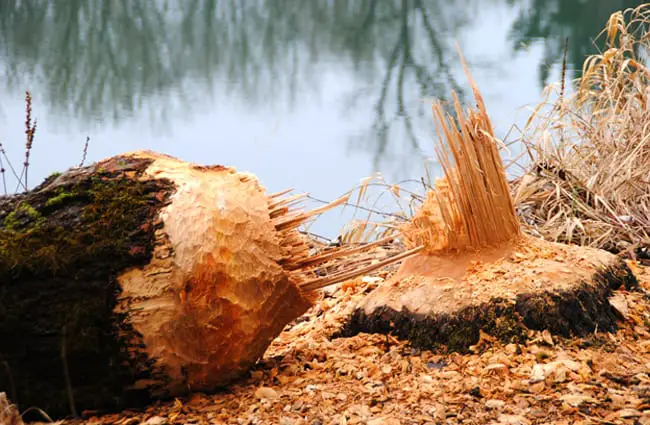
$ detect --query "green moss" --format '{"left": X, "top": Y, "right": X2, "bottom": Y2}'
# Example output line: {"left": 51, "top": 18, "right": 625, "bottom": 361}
{"left": 489, "top": 311, "right": 526, "bottom": 343}
{"left": 0, "top": 170, "right": 166, "bottom": 279}
{"left": 2, "top": 202, "right": 43, "bottom": 230}
{"left": 45, "top": 189, "right": 76, "bottom": 207}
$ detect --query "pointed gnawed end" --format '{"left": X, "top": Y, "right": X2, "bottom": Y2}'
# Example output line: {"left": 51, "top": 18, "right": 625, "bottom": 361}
{"left": 401, "top": 46, "right": 520, "bottom": 254}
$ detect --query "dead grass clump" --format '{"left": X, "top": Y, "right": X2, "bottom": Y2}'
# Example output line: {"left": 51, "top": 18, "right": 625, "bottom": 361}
{"left": 512, "top": 5, "right": 650, "bottom": 257}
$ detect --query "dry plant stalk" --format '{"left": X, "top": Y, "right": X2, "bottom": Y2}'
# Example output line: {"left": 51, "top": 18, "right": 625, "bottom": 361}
{"left": 513, "top": 4, "right": 650, "bottom": 254}
{"left": 79, "top": 136, "right": 90, "bottom": 167}
{"left": 0, "top": 91, "right": 37, "bottom": 194}
{"left": 21, "top": 91, "right": 36, "bottom": 191}
{"left": 402, "top": 50, "right": 521, "bottom": 253}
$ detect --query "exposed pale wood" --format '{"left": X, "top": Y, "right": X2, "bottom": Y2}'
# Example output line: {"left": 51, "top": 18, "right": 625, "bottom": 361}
{"left": 274, "top": 195, "right": 349, "bottom": 231}
{"left": 402, "top": 49, "right": 520, "bottom": 255}
{"left": 284, "top": 236, "right": 396, "bottom": 270}
{"left": 0, "top": 150, "right": 422, "bottom": 419}
{"left": 268, "top": 188, "right": 294, "bottom": 199}
{"left": 268, "top": 192, "right": 308, "bottom": 210}
{"left": 300, "top": 246, "right": 424, "bottom": 292}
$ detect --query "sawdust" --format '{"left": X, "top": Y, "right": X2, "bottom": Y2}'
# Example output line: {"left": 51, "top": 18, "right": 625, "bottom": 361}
{"left": 59, "top": 263, "right": 650, "bottom": 425}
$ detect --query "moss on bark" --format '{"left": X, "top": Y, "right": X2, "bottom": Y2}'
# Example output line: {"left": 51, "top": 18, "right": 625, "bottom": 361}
{"left": 0, "top": 156, "right": 175, "bottom": 419}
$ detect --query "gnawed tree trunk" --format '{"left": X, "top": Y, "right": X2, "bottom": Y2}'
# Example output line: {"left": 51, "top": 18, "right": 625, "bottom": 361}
{"left": 0, "top": 151, "right": 417, "bottom": 420}
{"left": 340, "top": 52, "right": 641, "bottom": 353}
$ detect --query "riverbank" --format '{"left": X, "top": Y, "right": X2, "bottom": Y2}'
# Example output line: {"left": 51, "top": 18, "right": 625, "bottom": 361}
{"left": 64, "top": 261, "right": 649, "bottom": 425}
{"left": 6, "top": 5, "right": 649, "bottom": 425}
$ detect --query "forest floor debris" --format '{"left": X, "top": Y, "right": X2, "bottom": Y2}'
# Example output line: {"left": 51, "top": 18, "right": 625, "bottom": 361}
{"left": 61, "top": 262, "right": 650, "bottom": 425}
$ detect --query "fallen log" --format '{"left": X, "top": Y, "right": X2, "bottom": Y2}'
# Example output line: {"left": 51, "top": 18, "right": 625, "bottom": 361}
{"left": 0, "top": 151, "right": 417, "bottom": 419}
{"left": 340, "top": 53, "right": 640, "bottom": 352}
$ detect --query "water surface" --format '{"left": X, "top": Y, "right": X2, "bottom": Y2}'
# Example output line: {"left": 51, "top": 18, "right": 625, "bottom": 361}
{"left": 0, "top": 0, "right": 640, "bottom": 237}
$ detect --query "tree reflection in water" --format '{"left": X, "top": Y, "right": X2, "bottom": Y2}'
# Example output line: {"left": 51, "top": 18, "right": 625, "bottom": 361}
{"left": 0, "top": 0, "right": 643, "bottom": 172}
{"left": 508, "top": 0, "right": 648, "bottom": 87}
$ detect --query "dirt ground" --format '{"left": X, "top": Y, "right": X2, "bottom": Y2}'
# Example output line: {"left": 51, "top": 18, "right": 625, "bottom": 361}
{"left": 62, "top": 261, "right": 650, "bottom": 425}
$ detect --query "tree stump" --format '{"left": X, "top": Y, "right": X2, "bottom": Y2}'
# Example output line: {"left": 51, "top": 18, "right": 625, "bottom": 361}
{"left": 0, "top": 151, "right": 415, "bottom": 419}
{"left": 340, "top": 236, "right": 639, "bottom": 351}
{"left": 339, "top": 51, "right": 640, "bottom": 353}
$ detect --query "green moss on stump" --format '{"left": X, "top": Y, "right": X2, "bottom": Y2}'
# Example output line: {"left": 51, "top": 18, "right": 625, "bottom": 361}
{"left": 0, "top": 156, "right": 176, "bottom": 419}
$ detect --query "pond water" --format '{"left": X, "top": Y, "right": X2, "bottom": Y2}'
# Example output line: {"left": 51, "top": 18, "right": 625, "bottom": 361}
{"left": 0, "top": 0, "right": 641, "bottom": 238}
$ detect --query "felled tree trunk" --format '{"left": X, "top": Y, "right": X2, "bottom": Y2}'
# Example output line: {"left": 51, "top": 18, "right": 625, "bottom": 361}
{"left": 0, "top": 151, "right": 416, "bottom": 420}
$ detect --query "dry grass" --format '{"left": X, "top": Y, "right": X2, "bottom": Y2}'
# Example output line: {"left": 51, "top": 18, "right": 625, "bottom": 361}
{"left": 512, "top": 4, "right": 650, "bottom": 257}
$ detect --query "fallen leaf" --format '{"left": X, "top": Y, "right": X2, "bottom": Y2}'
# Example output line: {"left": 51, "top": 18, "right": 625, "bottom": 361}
{"left": 609, "top": 294, "right": 629, "bottom": 318}
{"left": 560, "top": 394, "right": 595, "bottom": 407}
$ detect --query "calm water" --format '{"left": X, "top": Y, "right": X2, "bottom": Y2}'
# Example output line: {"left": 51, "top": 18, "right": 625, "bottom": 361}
{"left": 0, "top": 0, "right": 641, "bottom": 238}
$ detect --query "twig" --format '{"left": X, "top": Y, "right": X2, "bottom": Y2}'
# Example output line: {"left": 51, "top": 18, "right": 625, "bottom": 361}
{"left": 21, "top": 91, "right": 37, "bottom": 191}
{"left": 0, "top": 148, "right": 6, "bottom": 195}
{"left": 0, "top": 143, "right": 25, "bottom": 193}
{"left": 79, "top": 136, "right": 90, "bottom": 167}
{"left": 560, "top": 37, "right": 569, "bottom": 102}
{"left": 307, "top": 195, "right": 407, "bottom": 221}
{"left": 298, "top": 230, "right": 331, "bottom": 244}
{"left": 19, "top": 406, "right": 54, "bottom": 423}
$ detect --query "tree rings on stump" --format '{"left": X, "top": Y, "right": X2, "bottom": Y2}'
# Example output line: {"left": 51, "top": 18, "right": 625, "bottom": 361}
{"left": 340, "top": 235, "right": 639, "bottom": 352}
